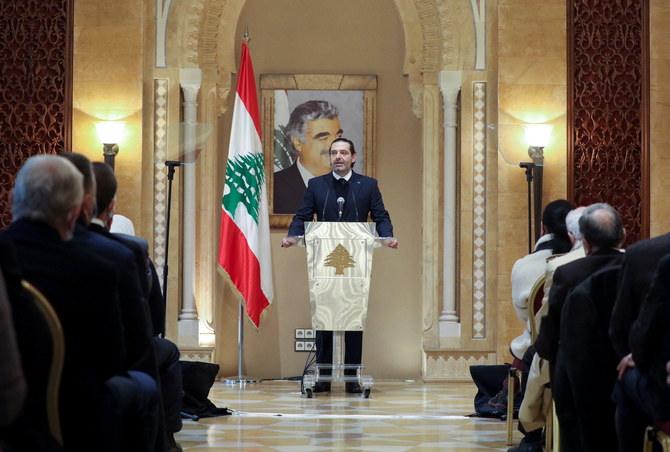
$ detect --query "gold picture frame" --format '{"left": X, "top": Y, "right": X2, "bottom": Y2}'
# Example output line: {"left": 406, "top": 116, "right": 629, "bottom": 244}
{"left": 261, "top": 74, "right": 377, "bottom": 229}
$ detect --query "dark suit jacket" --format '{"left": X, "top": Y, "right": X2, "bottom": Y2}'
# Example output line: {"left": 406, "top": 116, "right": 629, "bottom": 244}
{"left": 628, "top": 253, "right": 670, "bottom": 402}
{"left": 90, "top": 223, "right": 166, "bottom": 337}
{"left": 535, "top": 248, "right": 624, "bottom": 366}
{"left": 288, "top": 171, "right": 394, "bottom": 238}
{"left": 558, "top": 265, "right": 622, "bottom": 452}
{"left": 610, "top": 232, "right": 670, "bottom": 358}
{"left": 0, "top": 219, "right": 125, "bottom": 448}
{"left": 273, "top": 162, "right": 306, "bottom": 214}
{"left": 71, "top": 222, "right": 155, "bottom": 376}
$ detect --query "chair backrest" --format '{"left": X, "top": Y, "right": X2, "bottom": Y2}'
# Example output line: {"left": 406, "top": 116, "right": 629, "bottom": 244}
{"left": 21, "top": 280, "right": 64, "bottom": 445}
{"left": 528, "top": 274, "right": 546, "bottom": 343}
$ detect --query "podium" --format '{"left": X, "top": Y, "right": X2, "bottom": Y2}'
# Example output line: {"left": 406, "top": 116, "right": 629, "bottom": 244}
{"left": 300, "top": 221, "right": 382, "bottom": 398}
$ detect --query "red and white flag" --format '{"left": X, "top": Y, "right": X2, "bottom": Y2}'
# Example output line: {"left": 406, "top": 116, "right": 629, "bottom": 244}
{"left": 218, "top": 43, "right": 273, "bottom": 327}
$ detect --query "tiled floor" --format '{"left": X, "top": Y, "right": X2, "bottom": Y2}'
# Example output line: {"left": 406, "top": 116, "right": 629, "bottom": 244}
{"left": 176, "top": 380, "right": 519, "bottom": 451}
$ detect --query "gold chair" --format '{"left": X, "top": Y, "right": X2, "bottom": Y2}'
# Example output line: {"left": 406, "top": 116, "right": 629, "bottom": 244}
{"left": 506, "top": 366, "right": 522, "bottom": 445}
{"left": 643, "top": 426, "right": 670, "bottom": 452}
{"left": 21, "top": 280, "right": 65, "bottom": 445}
{"left": 506, "top": 274, "right": 547, "bottom": 445}
{"left": 528, "top": 274, "right": 546, "bottom": 343}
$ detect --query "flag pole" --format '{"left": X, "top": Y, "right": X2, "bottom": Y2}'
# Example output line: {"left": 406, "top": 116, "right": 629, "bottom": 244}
{"left": 223, "top": 297, "right": 259, "bottom": 384}
{"left": 221, "top": 26, "right": 263, "bottom": 385}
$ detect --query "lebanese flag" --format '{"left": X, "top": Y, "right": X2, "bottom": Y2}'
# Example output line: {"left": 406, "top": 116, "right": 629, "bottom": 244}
{"left": 218, "top": 43, "right": 273, "bottom": 327}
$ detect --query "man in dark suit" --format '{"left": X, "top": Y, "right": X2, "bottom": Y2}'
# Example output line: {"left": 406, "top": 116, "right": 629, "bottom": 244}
{"left": 91, "top": 161, "right": 184, "bottom": 452}
{"left": 535, "top": 203, "right": 625, "bottom": 451}
{"left": 273, "top": 100, "right": 342, "bottom": 214}
{"left": 0, "top": 155, "right": 158, "bottom": 451}
{"left": 613, "top": 253, "right": 670, "bottom": 451}
{"left": 58, "top": 153, "right": 163, "bottom": 451}
{"left": 282, "top": 137, "right": 397, "bottom": 393}
{"left": 610, "top": 232, "right": 670, "bottom": 360}
{"left": 60, "top": 153, "right": 157, "bottom": 378}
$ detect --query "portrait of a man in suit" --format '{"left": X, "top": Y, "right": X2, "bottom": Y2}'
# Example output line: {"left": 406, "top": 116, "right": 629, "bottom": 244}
{"left": 272, "top": 91, "right": 365, "bottom": 215}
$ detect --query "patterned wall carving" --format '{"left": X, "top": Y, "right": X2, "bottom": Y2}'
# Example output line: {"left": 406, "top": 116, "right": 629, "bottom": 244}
{"left": 0, "top": 0, "right": 72, "bottom": 228}
{"left": 569, "top": 0, "right": 648, "bottom": 245}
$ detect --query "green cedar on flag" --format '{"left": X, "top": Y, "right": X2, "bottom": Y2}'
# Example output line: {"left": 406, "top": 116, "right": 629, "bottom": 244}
{"left": 217, "top": 42, "right": 273, "bottom": 327}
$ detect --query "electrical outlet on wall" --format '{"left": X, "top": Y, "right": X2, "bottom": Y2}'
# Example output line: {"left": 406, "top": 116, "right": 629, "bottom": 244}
{"left": 295, "top": 328, "right": 305, "bottom": 339}
{"left": 295, "top": 341, "right": 305, "bottom": 351}
{"left": 305, "top": 341, "right": 315, "bottom": 351}
{"left": 304, "top": 329, "right": 315, "bottom": 339}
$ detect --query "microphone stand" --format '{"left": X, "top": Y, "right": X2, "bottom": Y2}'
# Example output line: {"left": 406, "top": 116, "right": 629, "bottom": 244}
{"left": 162, "top": 161, "right": 182, "bottom": 313}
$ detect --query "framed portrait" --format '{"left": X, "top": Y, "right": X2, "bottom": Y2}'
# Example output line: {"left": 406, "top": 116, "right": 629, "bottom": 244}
{"left": 260, "top": 74, "right": 377, "bottom": 229}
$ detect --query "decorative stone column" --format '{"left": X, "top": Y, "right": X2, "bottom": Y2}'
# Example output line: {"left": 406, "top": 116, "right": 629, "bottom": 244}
{"left": 178, "top": 68, "right": 201, "bottom": 347}
{"left": 438, "top": 70, "right": 462, "bottom": 339}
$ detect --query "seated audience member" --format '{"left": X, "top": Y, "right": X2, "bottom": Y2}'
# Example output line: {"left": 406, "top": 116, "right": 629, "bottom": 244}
{"left": 60, "top": 153, "right": 157, "bottom": 378}
{"left": 560, "top": 264, "right": 622, "bottom": 451}
{"left": 610, "top": 229, "right": 670, "bottom": 364}
{"left": 613, "top": 253, "right": 670, "bottom": 451}
{"left": 0, "top": 155, "right": 159, "bottom": 452}
{"left": 509, "top": 199, "right": 574, "bottom": 361}
{"left": 492, "top": 200, "right": 574, "bottom": 415}
{"left": 92, "top": 161, "right": 183, "bottom": 451}
{"left": 535, "top": 203, "right": 625, "bottom": 451}
{"left": 510, "top": 206, "right": 586, "bottom": 452}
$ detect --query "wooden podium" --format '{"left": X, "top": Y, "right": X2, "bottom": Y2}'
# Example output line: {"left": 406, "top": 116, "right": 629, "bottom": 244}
{"left": 301, "top": 221, "right": 381, "bottom": 398}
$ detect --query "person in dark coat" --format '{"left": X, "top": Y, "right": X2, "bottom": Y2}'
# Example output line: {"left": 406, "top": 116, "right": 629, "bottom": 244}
{"left": 535, "top": 203, "right": 625, "bottom": 451}
{"left": 91, "top": 161, "right": 184, "bottom": 452}
{"left": 610, "top": 232, "right": 670, "bottom": 359}
{"left": 0, "top": 155, "right": 132, "bottom": 451}
{"left": 559, "top": 265, "right": 622, "bottom": 451}
{"left": 282, "top": 137, "right": 397, "bottom": 394}
{"left": 613, "top": 253, "right": 670, "bottom": 451}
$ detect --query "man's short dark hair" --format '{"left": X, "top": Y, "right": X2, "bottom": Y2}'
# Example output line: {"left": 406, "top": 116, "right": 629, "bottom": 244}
{"left": 329, "top": 137, "right": 356, "bottom": 155}
{"left": 285, "top": 100, "right": 339, "bottom": 152}
{"left": 58, "top": 152, "right": 94, "bottom": 195}
{"left": 578, "top": 203, "right": 624, "bottom": 249}
{"left": 92, "top": 162, "right": 117, "bottom": 213}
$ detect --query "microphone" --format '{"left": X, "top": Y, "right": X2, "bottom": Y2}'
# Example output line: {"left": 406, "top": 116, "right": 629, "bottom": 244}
{"left": 337, "top": 197, "right": 345, "bottom": 221}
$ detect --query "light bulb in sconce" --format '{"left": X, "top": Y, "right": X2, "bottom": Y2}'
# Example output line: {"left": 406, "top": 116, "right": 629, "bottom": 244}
{"left": 523, "top": 124, "right": 552, "bottom": 165}
{"left": 94, "top": 121, "right": 126, "bottom": 170}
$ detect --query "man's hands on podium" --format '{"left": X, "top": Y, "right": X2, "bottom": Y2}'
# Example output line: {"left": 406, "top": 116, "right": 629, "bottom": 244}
{"left": 384, "top": 238, "right": 399, "bottom": 249}
{"left": 282, "top": 236, "right": 397, "bottom": 249}
{"left": 281, "top": 237, "right": 297, "bottom": 248}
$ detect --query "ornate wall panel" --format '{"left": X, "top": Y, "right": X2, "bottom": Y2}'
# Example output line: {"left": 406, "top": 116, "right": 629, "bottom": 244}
{"left": 472, "top": 82, "right": 487, "bottom": 339}
{"left": 0, "top": 0, "right": 72, "bottom": 228}
{"left": 568, "top": 0, "right": 649, "bottom": 245}
{"left": 153, "top": 79, "right": 169, "bottom": 286}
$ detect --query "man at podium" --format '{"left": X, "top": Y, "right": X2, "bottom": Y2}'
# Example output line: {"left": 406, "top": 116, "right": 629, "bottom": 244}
{"left": 282, "top": 137, "right": 397, "bottom": 393}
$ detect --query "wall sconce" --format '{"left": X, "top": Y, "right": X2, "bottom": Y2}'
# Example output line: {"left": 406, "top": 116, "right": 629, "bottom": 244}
{"left": 94, "top": 121, "right": 126, "bottom": 171}
{"left": 519, "top": 124, "right": 553, "bottom": 252}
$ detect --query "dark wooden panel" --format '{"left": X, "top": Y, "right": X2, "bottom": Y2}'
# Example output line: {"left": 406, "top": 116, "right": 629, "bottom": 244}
{"left": 0, "top": 0, "right": 73, "bottom": 228}
{"left": 568, "top": 0, "right": 649, "bottom": 245}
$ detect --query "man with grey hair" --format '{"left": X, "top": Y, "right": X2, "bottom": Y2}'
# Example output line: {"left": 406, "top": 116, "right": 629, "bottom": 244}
{"left": 0, "top": 155, "right": 160, "bottom": 451}
{"left": 273, "top": 100, "right": 342, "bottom": 214}
{"left": 0, "top": 155, "right": 131, "bottom": 450}
{"left": 10, "top": 154, "right": 83, "bottom": 239}
{"left": 535, "top": 202, "right": 625, "bottom": 451}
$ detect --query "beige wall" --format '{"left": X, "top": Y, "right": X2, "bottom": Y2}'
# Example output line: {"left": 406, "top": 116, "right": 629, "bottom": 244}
{"left": 72, "top": 0, "right": 144, "bottom": 232}
{"left": 213, "top": 0, "right": 424, "bottom": 379}
{"left": 495, "top": 0, "right": 568, "bottom": 360}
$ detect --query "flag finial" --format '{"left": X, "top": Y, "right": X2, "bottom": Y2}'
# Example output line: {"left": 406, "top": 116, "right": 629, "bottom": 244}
{"left": 243, "top": 25, "right": 251, "bottom": 44}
